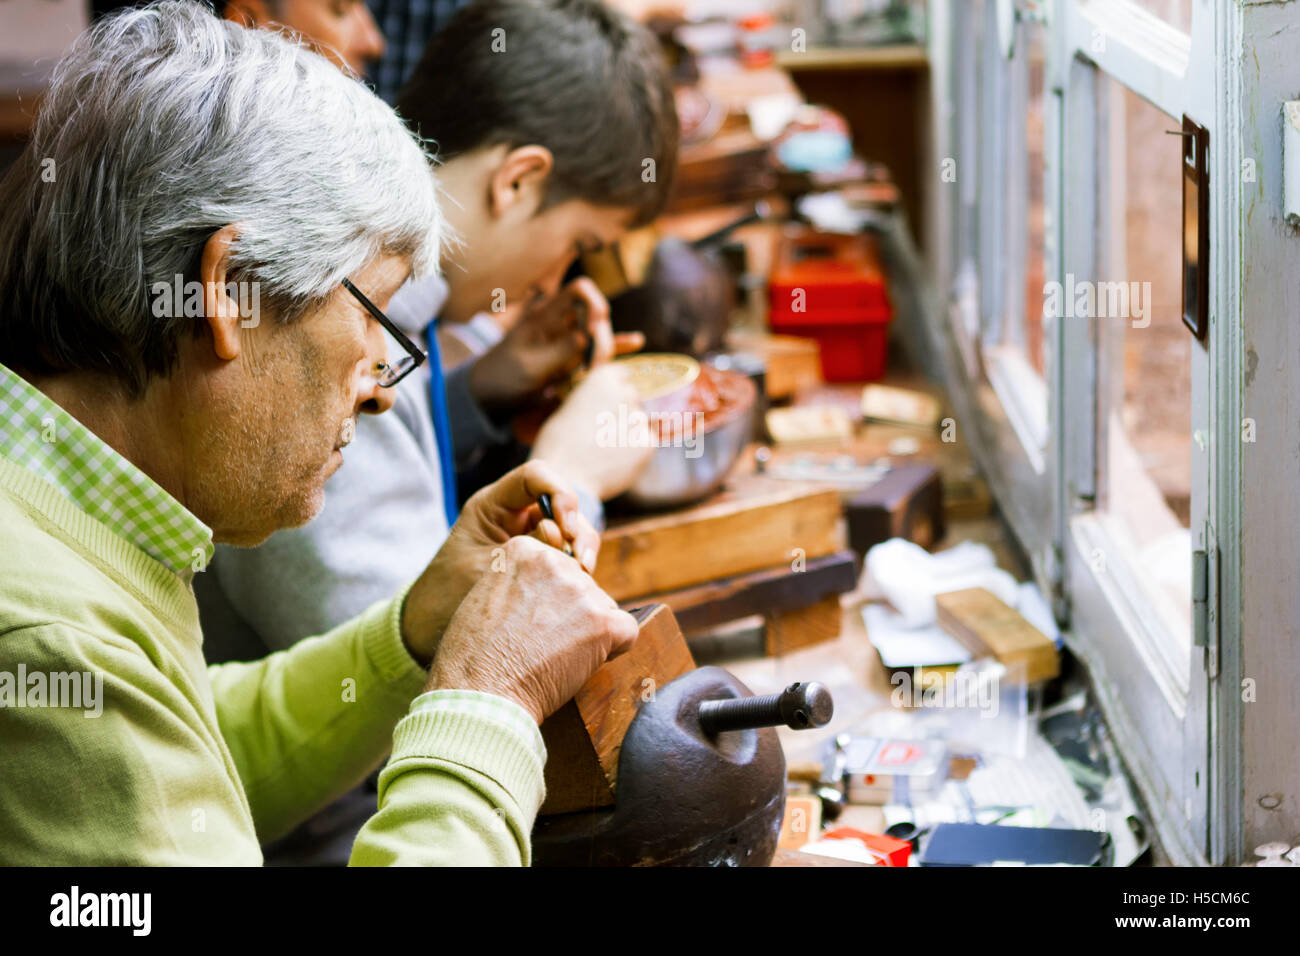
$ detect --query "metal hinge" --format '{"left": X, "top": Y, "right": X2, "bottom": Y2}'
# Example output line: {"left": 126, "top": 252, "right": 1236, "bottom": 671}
{"left": 1192, "top": 547, "right": 1219, "bottom": 678}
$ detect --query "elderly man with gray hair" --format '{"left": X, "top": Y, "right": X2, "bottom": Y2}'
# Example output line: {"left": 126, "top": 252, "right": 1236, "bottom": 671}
{"left": 0, "top": 0, "right": 635, "bottom": 865}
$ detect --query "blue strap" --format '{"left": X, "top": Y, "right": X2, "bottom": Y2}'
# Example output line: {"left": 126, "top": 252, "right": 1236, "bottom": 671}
{"left": 424, "top": 320, "right": 459, "bottom": 527}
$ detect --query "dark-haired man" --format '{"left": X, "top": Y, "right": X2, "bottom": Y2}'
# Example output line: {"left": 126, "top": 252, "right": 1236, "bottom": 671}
{"left": 92, "top": 0, "right": 387, "bottom": 77}
{"left": 197, "top": 0, "right": 679, "bottom": 863}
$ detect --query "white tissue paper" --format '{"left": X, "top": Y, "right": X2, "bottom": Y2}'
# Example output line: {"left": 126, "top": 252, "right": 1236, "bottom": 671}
{"left": 863, "top": 538, "right": 1063, "bottom": 669}
{"left": 865, "top": 538, "right": 1019, "bottom": 629}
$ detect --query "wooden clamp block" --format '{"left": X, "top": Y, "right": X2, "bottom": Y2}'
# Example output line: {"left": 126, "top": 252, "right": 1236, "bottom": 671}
{"left": 934, "top": 588, "right": 1060, "bottom": 683}
{"left": 539, "top": 604, "right": 695, "bottom": 815}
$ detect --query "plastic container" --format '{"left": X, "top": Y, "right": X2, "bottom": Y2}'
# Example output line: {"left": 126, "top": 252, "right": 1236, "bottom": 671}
{"left": 767, "top": 227, "right": 894, "bottom": 381}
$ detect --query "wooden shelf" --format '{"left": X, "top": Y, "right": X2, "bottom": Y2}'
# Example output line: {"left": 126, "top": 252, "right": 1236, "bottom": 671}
{"left": 776, "top": 44, "right": 928, "bottom": 73}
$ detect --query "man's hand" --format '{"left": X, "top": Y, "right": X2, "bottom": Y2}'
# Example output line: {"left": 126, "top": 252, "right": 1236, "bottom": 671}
{"left": 467, "top": 277, "right": 644, "bottom": 416}
{"left": 425, "top": 535, "right": 638, "bottom": 724}
{"left": 531, "top": 363, "right": 653, "bottom": 501}
{"left": 400, "top": 460, "right": 599, "bottom": 665}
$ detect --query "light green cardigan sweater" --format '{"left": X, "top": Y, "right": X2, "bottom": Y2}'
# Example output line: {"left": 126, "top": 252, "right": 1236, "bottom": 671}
{"left": 0, "top": 456, "right": 544, "bottom": 865}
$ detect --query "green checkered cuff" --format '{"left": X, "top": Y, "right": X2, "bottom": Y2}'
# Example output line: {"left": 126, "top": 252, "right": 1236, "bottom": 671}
{"left": 408, "top": 689, "right": 545, "bottom": 762}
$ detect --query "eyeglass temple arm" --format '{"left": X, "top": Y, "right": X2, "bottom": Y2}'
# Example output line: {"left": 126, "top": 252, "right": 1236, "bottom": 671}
{"left": 341, "top": 277, "right": 428, "bottom": 368}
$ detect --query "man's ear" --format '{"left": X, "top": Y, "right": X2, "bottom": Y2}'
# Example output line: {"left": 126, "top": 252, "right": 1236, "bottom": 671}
{"left": 199, "top": 224, "right": 247, "bottom": 362}
{"left": 488, "top": 145, "right": 555, "bottom": 221}
{"left": 223, "top": 0, "right": 275, "bottom": 28}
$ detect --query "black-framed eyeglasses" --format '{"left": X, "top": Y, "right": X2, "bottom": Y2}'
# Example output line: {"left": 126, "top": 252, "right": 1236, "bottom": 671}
{"left": 341, "top": 277, "right": 427, "bottom": 388}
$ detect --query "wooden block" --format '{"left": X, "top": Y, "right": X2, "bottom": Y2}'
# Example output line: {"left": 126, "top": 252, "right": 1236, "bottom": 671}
{"left": 596, "top": 475, "right": 844, "bottom": 602}
{"left": 539, "top": 605, "right": 695, "bottom": 815}
{"left": 623, "top": 549, "right": 859, "bottom": 634}
{"left": 934, "top": 588, "right": 1060, "bottom": 683}
{"left": 778, "top": 794, "right": 823, "bottom": 851}
{"left": 943, "top": 470, "right": 992, "bottom": 520}
{"left": 845, "top": 463, "right": 945, "bottom": 558}
{"left": 861, "top": 383, "right": 943, "bottom": 428}
{"left": 764, "top": 593, "right": 842, "bottom": 656}
{"left": 765, "top": 405, "right": 853, "bottom": 444}
{"left": 761, "top": 335, "right": 823, "bottom": 400}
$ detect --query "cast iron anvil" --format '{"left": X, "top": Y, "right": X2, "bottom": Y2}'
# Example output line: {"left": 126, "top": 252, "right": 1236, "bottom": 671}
{"left": 533, "top": 604, "right": 832, "bottom": 867}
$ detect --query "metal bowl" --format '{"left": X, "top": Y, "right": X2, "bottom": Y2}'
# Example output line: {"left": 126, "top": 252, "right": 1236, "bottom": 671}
{"left": 623, "top": 370, "right": 757, "bottom": 511}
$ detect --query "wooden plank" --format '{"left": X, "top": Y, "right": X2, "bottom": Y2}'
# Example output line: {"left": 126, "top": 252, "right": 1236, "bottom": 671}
{"left": 765, "top": 593, "right": 842, "bottom": 656}
{"left": 622, "top": 549, "right": 859, "bottom": 633}
{"left": 540, "top": 605, "right": 695, "bottom": 815}
{"left": 596, "top": 475, "right": 844, "bottom": 601}
{"left": 934, "top": 588, "right": 1060, "bottom": 683}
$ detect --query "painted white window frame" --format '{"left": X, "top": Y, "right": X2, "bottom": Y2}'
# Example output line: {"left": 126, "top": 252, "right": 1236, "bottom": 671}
{"left": 1052, "top": 0, "right": 1214, "bottom": 867}
{"left": 925, "top": 0, "right": 1300, "bottom": 864}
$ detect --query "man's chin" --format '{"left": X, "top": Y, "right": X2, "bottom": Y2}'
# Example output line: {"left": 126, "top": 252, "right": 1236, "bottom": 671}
{"left": 288, "top": 480, "right": 330, "bottom": 530}
{"left": 210, "top": 453, "right": 339, "bottom": 547}
{"left": 218, "top": 489, "right": 327, "bottom": 548}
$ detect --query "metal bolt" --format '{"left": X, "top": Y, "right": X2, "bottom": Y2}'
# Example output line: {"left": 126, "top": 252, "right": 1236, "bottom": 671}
{"left": 698, "top": 681, "right": 834, "bottom": 736}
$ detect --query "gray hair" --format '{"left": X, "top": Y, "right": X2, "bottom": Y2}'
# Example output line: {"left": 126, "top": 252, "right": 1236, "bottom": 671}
{"left": 0, "top": 0, "right": 442, "bottom": 395}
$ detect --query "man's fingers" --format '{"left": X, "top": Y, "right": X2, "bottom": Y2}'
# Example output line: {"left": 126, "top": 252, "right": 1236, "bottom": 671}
{"left": 484, "top": 461, "right": 594, "bottom": 564}
{"left": 533, "top": 517, "right": 566, "bottom": 552}
{"left": 566, "top": 277, "right": 609, "bottom": 322}
{"left": 561, "top": 511, "right": 600, "bottom": 574}
{"left": 611, "top": 332, "right": 645, "bottom": 356}
{"left": 482, "top": 460, "right": 575, "bottom": 514}
{"left": 587, "top": 313, "right": 616, "bottom": 366}
{"left": 566, "top": 278, "right": 612, "bottom": 364}
{"left": 602, "top": 607, "right": 639, "bottom": 658}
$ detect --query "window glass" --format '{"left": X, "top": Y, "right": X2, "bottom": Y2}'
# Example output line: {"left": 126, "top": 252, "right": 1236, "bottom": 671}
{"left": 1018, "top": 19, "right": 1046, "bottom": 375}
{"left": 1097, "top": 76, "right": 1192, "bottom": 643}
{"left": 1126, "top": 0, "right": 1193, "bottom": 34}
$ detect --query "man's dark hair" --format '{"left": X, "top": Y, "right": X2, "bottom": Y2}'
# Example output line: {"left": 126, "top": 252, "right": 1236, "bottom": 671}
{"left": 397, "top": 0, "right": 678, "bottom": 226}
{"left": 91, "top": 0, "right": 231, "bottom": 19}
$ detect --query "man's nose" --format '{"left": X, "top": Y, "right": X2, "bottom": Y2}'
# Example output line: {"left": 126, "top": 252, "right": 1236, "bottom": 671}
{"left": 351, "top": 5, "right": 386, "bottom": 65}
{"left": 358, "top": 323, "right": 397, "bottom": 416}
{"left": 536, "top": 254, "right": 576, "bottom": 300}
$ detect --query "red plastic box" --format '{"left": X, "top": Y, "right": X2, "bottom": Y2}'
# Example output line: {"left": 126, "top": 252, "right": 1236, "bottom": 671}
{"left": 767, "top": 227, "right": 893, "bottom": 382}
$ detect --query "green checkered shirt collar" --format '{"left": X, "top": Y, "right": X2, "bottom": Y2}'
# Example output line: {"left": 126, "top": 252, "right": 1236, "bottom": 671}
{"left": 0, "top": 362, "right": 213, "bottom": 579}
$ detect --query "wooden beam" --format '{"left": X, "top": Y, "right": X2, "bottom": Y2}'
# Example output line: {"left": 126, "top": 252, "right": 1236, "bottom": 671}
{"left": 765, "top": 593, "right": 843, "bottom": 656}
{"left": 622, "top": 549, "right": 858, "bottom": 634}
